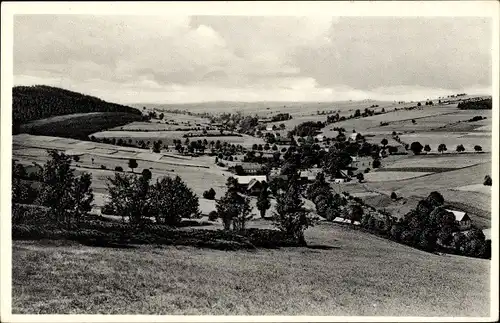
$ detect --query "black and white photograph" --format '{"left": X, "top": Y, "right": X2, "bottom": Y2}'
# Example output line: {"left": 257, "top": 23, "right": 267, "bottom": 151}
{"left": 1, "top": 1, "right": 498, "bottom": 322}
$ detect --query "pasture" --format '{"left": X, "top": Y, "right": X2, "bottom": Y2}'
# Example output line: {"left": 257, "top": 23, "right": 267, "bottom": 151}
{"left": 382, "top": 153, "right": 491, "bottom": 169}
{"left": 12, "top": 221, "right": 490, "bottom": 316}
{"left": 19, "top": 112, "right": 142, "bottom": 139}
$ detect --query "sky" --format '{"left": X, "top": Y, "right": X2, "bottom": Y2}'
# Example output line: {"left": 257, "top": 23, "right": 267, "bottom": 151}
{"left": 13, "top": 15, "right": 493, "bottom": 104}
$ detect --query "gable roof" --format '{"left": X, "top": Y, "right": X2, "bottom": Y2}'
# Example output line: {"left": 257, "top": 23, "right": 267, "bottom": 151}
{"left": 234, "top": 175, "right": 267, "bottom": 185}
{"left": 247, "top": 178, "right": 264, "bottom": 190}
{"left": 445, "top": 209, "right": 470, "bottom": 222}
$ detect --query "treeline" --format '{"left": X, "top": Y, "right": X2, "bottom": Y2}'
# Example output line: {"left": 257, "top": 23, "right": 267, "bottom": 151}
{"left": 13, "top": 85, "right": 142, "bottom": 129}
{"left": 457, "top": 98, "right": 492, "bottom": 110}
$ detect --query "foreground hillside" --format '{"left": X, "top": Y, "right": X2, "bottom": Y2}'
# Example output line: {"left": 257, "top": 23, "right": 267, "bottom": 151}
{"left": 12, "top": 221, "right": 490, "bottom": 316}
{"left": 13, "top": 85, "right": 143, "bottom": 138}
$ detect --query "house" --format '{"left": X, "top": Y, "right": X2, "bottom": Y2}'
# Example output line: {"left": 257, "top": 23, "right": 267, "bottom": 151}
{"left": 483, "top": 228, "right": 491, "bottom": 240}
{"left": 445, "top": 209, "right": 472, "bottom": 231}
{"left": 247, "top": 178, "right": 266, "bottom": 196}
{"left": 332, "top": 217, "right": 360, "bottom": 226}
{"left": 234, "top": 175, "right": 268, "bottom": 189}
{"left": 266, "top": 125, "right": 274, "bottom": 131}
{"left": 349, "top": 132, "right": 361, "bottom": 142}
{"left": 315, "top": 134, "right": 325, "bottom": 142}
{"left": 300, "top": 168, "right": 322, "bottom": 182}
{"left": 333, "top": 169, "right": 351, "bottom": 183}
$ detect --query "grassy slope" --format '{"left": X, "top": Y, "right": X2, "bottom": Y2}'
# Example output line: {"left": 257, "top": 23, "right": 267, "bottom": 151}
{"left": 20, "top": 112, "right": 143, "bottom": 140}
{"left": 12, "top": 222, "right": 490, "bottom": 316}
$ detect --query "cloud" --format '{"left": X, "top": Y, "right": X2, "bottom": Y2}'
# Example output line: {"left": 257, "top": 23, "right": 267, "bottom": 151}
{"left": 13, "top": 15, "right": 492, "bottom": 103}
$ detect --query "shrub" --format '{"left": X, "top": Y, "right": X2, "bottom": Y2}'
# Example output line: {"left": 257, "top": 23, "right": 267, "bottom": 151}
{"left": 114, "top": 166, "right": 124, "bottom": 172}
{"left": 203, "top": 188, "right": 216, "bottom": 200}
{"left": 484, "top": 175, "right": 492, "bottom": 186}
{"left": 364, "top": 168, "right": 370, "bottom": 173}
{"left": 208, "top": 211, "right": 218, "bottom": 221}
{"left": 100, "top": 165, "right": 107, "bottom": 170}
{"left": 391, "top": 192, "right": 397, "bottom": 200}
{"left": 372, "top": 159, "right": 381, "bottom": 168}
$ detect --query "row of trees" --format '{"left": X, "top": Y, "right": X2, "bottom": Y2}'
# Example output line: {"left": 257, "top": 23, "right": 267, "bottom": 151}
{"left": 409, "top": 142, "right": 483, "bottom": 155}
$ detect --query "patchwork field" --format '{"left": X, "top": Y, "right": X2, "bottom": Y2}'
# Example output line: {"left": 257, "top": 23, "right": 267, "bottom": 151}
{"left": 12, "top": 221, "right": 490, "bottom": 316}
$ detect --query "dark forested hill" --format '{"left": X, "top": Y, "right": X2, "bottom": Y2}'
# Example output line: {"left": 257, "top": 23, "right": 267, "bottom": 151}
{"left": 13, "top": 85, "right": 142, "bottom": 125}
{"left": 13, "top": 85, "right": 143, "bottom": 138}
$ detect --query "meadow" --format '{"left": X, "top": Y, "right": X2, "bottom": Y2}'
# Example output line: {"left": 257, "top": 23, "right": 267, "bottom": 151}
{"left": 12, "top": 221, "right": 490, "bottom": 316}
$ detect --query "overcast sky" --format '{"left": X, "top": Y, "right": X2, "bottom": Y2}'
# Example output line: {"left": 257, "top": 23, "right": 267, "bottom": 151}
{"left": 14, "top": 15, "right": 492, "bottom": 104}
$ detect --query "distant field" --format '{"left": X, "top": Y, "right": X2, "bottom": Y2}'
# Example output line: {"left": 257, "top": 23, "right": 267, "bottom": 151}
{"left": 383, "top": 153, "right": 491, "bottom": 169}
{"left": 364, "top": 171, "right": 432, "bottom": 182}
{"left": 12, "top": 222, "right": 490, "bottom": 316}
{"left": 19, "top": 112, "right": 142, "bottom": 139}
{"left": 136, "top": 100, "right": 399, "bottom": 119}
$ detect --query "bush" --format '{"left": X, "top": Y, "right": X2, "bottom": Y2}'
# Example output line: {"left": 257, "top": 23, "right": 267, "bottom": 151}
{"left": 484, "top": 175, "right": 492, "bottom": 186}
{"left": 203, "top": 188, "right": 216, "bottom": 200}
{"left": 364, "top": 168, "right": 370, "bottom": 173}
{"left": 114, "top": 166, "right": 123, "bottom": 172}
{"left": 391, "top": 192, "right": 397, "bottom": 200}
{"left": 100, "top": 165, "right": 107, "bottom": 170}
{"left": 208, "top": 211, "right": 218, "bottom": 221}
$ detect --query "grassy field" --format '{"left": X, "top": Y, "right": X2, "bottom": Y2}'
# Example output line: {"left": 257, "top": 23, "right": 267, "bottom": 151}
{"left": 364, "top": 171, "right": 432, "bottom": 182}
{"left": 382, "top": 153, "right": 491, "bottom": 169}
{"left": 19, "top": 112, "right": 143, "bottom": 139}
{"left": 12, "top": 221, "right": 490, "bottom": 316}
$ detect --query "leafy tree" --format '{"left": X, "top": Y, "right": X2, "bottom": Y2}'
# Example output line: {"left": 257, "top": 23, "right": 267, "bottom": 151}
{"left": 484, "top": 175, "right": 492, "bottom": 186}
{"left": 71, "top": 173, "right": 94, "bottom": 225}
{"left": 106, "top": 172, "right": 151, "bottom": 224}
{"left": 149, "top": 175, "right": 200, "bottom": 225}
{"left": 256, "top": 182, "right": 271, "bottom": 218}
{"left": 72, "top": 155, "right": 80, "bottom": 163}
{"left": 272, "top": 144, "right": 278, "bottom": 151}
{"left": 279, "top": 123, "right": 286, "bottom": 130}
{"left": 141, "top": 169, "right": 152, "bottom": 181}
{"left": 424, "top": 144, "right": 431, "bottom": 153}
{"left": 456, "top": 144, "right": 465, "bottom": 153}
{"left": 115, "top": 166, "right": 123, "bottom": 172}
{"left": 381, "top": 138, "right": 388, "bottom": 147}
{"left": 474, "top": 145, "right": 482, "bottom": 152}
{"left": 273, "top": 177, "right": 312, "bottom": 245}
{"left": 349, "top": 204, "right": 363, "bottom": 224}
{"left": 437, "top": 144, "right": 447, "bottom": 154}
{"left": 410, "top": 142, "right": 424, "bottom": 155}
{"left": 216, "top": 177, "right": 252, "bottom": 231}
{"left": 128, "top": 159, "right": 138, "bottom": 173}
{"left": 372, "top": 159, "right": 381, "bottom": 168}
{"left": 153, "top": 141, "right": 162, "bottom": 153}
{"left": 391, "top": 192, "right": 398, "bottom": 200}
{"left": 36, "top": 150, "right": 93, "bottom": 227}
{"left": 356, "top": 173, "right": 364, "bottom": 183}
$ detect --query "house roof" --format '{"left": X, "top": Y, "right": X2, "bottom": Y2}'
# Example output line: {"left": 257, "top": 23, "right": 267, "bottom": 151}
{"left": 247, "top": 178, "right": 264, "bottom": 190}
{"left": 445, "top": 209, "right": 469, "bottom": 222}
{"left": 239, "top": 163, "right": 264, "bottom": 171}
{"left": 234, "top": 175, "right": 267, "bottom": 185}
{"left": 349, "top": 133, "right": 359, "bottom": 140}
{"left": 483, "top": 228, "right": 491, "bottom": 240}
{"left": 332, "top": 217, "right": 360, "bottom": 225}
